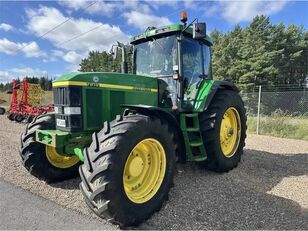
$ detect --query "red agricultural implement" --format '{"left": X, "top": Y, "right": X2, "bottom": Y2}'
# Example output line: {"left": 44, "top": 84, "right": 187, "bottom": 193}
{"left": 7, "top": 78, "right": 54, "bottom": 123}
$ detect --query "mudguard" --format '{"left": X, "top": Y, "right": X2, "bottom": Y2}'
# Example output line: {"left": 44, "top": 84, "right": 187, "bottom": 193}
{"left": 121, "top": 105, "right": 186, "bottom": 162}
{"left": 197, "top": 80, "right": 239, "bottom": 111}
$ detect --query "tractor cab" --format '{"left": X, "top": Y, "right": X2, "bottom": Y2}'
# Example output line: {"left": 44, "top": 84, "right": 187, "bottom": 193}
{"left": 114, "top": 12, "right": 213, "bottom": 111}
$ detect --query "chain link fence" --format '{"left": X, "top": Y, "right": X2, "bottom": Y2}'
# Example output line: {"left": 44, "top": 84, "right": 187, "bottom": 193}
{"left": 241, "top": 86, "right": 308, "bottom": 140}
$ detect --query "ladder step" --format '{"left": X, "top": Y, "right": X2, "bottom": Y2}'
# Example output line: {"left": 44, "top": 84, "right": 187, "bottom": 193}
{"left": 194, "top": 156, "right": 207, "bottom": 162}
{"left": 184, "top": 113, "right": 198, "bottom": 118}
{"left": 190, "top": 140, "right": 203, "bottom": 147}
{"left": 185, "top": 127, "right": 199, "bottom": 132}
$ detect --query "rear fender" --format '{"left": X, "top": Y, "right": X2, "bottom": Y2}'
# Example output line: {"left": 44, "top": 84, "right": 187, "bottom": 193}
{"left": 196, "top": 80, "right": 239, "bottom": 111}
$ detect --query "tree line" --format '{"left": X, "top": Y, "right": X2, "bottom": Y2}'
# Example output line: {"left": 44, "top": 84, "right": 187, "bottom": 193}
{"left": 211, "top": 15, "right": 307, "bottom": 92}
{"left": 79, "top": 15, "right": 307, "bottom": 92}
{"left": 0, "top": 77, "right": 53, "bottom": 92}
{"left": 79, "top": 46, "right": 133, "bottom": 74}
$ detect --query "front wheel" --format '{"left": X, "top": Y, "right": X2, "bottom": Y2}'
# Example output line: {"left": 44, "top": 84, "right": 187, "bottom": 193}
{"left": 19, "top": 114, "right": 80, "bottom": 182}
{"left": 79, "top": 114, "right": 176, "bottom": 227}
{"left": 199, "top": 90, "right": 247, "bottom": 172}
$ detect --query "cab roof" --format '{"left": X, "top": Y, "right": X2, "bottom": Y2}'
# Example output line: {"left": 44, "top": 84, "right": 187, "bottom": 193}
{"left": 130, "top": 24, "right": 213, "bottom": 45}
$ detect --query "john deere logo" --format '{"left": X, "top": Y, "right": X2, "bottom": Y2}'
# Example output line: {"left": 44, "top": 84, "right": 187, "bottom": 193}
{"left": 93, "top": 76, "right": 99, "bottom": 82}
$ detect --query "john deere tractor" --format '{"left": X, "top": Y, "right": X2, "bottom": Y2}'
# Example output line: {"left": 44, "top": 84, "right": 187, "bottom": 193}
{"left": 19, "top": 13, "right": 246, "bottom": 226}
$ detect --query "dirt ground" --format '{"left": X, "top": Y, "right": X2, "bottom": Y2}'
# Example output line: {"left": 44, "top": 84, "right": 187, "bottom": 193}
{"left": 0, "top": 115, "right": 307, "bottom": 230}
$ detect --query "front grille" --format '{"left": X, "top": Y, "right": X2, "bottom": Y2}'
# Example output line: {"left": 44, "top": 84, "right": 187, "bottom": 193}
{"left": 53, "top": 86, "right": 83, "bottom": 131}
{"left": 53, "top": 86, "right": 82, "bottom": 106}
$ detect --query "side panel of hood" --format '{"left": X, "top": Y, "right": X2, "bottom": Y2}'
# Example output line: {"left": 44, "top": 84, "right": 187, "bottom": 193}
{"left": 53, "top": 72, "right": 158, "bottom": 92}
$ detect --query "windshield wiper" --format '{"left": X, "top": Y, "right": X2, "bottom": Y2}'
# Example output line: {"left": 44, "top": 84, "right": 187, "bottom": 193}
{"left": 151, "top": 37, "right": 164, "bottom": 50}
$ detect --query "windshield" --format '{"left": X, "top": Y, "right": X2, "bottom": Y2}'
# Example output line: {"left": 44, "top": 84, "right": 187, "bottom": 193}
{"left": 134, "top": 35, "right": 177, "bottom": 77}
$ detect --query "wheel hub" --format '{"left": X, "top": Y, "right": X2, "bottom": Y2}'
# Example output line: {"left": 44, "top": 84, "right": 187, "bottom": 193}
{"left": 128, "top": 156, "right": 144, "bottom": 177}
{"left": 228, "top": 128, "right": 234, "bottom": 136}
{"left": 45, "top": 146, "right": 79, "bottom": 169}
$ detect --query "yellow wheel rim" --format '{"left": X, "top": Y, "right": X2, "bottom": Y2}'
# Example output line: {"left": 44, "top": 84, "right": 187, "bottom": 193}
{"left": 220, "top": 107, "right": 241, "bottom": 158}
{"left": 123, "top": 138, "right": 166, "bottom": 204}
{"left": 45, "top": 146, "right": 79, "bottom": 169}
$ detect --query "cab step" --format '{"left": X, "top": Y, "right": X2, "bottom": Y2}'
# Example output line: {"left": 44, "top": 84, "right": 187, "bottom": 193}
{"left": 180, "top": 113, "right": 207, "bottom": 162}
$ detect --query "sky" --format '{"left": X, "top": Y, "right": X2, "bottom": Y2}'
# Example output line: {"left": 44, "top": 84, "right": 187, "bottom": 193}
{"left": 0, "top": 0, "right": 307, "bottom": 83}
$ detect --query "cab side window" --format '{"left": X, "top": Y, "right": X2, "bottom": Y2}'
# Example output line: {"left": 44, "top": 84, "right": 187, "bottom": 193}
{"left": 182, "top": 38, "right": 202, "bottom": 89}
{"left": 203, "top": 45, "right": 211, "bottom": 77}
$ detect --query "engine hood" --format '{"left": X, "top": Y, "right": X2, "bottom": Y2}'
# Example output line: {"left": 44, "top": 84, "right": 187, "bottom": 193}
{"left": 52, "top": 72, "right": 158, "bottom": 93}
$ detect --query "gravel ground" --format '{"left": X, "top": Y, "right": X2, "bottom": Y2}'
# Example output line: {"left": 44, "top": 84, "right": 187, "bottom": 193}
{"left": 0, "top": 115, "right": 307, "bottom": 230}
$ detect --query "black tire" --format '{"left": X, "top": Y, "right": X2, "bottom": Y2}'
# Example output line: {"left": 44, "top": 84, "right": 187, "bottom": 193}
{"left": 0, "top": 107, "right": 5, "bottom": 115}
{"left": 8, "top": 113, "right": 15, "bottom": 121}
{"left": 15, "top": 114, "right": 25, "bottom": 123}
{"left": 79, "top": 114, "right": 176, "bottom": 227}
{"left": 199, "top": 90, "right": 247, "bottom": 172}
{"left": 19, "top": 114, "right": 80, "bottom": 183}
{"left": 27, "top": 115, "right": 34, "bottom": 123}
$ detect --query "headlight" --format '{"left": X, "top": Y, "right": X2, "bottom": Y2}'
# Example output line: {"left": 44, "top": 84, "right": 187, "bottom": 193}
{"left": 64, "top": 107, "right": 81, "bottom": 115}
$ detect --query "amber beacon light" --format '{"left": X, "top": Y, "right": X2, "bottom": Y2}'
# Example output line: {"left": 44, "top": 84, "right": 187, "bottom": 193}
{"left": 180, "top": 11, "right": 188, "bottom": 24}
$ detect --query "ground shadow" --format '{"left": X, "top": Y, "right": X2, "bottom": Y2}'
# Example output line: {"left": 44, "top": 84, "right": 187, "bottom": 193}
{"left": 50, "top": 175, "right": 80, "bottom": 190}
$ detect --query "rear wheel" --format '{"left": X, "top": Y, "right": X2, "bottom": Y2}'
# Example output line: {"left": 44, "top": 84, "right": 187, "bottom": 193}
{"left": 19, "top": 114, "right": 80, "bottom": 182}
{"left": 79, "top": 114, "right": 176, "bottom": 227}
{"left": 199, "top": 90, "right": 247, "bottom": 172}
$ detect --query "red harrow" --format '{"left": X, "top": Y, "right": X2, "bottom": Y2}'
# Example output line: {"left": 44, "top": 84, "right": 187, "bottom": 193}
{"left": 7, "top": 78, "right": 54, "bottom": 123}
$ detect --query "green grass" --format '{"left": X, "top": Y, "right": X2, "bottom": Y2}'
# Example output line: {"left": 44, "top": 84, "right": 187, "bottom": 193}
{"left": 247, "top": 115, "right": 308, "bottom": 141}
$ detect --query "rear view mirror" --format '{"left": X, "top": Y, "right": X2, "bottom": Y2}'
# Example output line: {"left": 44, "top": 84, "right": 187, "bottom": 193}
{"left": 193, "top": 23, "right": 206, "bottom": 39}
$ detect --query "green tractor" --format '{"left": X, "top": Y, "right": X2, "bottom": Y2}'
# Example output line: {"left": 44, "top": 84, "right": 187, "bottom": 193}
{"left": 19, "top": 13, "right": 246, "bottom": 227}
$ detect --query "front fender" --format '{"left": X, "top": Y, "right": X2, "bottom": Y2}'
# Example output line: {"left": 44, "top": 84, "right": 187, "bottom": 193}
{"left": 121, "top": 105, "right": 186, "bottom": 162}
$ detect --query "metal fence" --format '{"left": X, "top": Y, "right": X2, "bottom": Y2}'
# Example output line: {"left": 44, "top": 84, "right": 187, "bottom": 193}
{"left": 241, "top": 86, "right": 308, "bottom": 140}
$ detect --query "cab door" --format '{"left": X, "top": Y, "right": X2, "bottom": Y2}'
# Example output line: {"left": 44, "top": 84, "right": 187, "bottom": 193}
{"left": 181, "top": 37, "right": 204, "bottom": 110}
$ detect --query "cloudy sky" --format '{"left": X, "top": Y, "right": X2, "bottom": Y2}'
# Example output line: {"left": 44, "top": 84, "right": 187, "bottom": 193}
{"left": 0, "top": 0, "right": 307, "bottom": 83}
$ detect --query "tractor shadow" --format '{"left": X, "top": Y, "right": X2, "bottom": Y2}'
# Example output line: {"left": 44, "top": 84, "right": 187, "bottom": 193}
{"left": 50, "top": 175, "right": 80, "bottom": 190}
{"left": 140, "top": 149, "right": 308, "bottom": 230}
